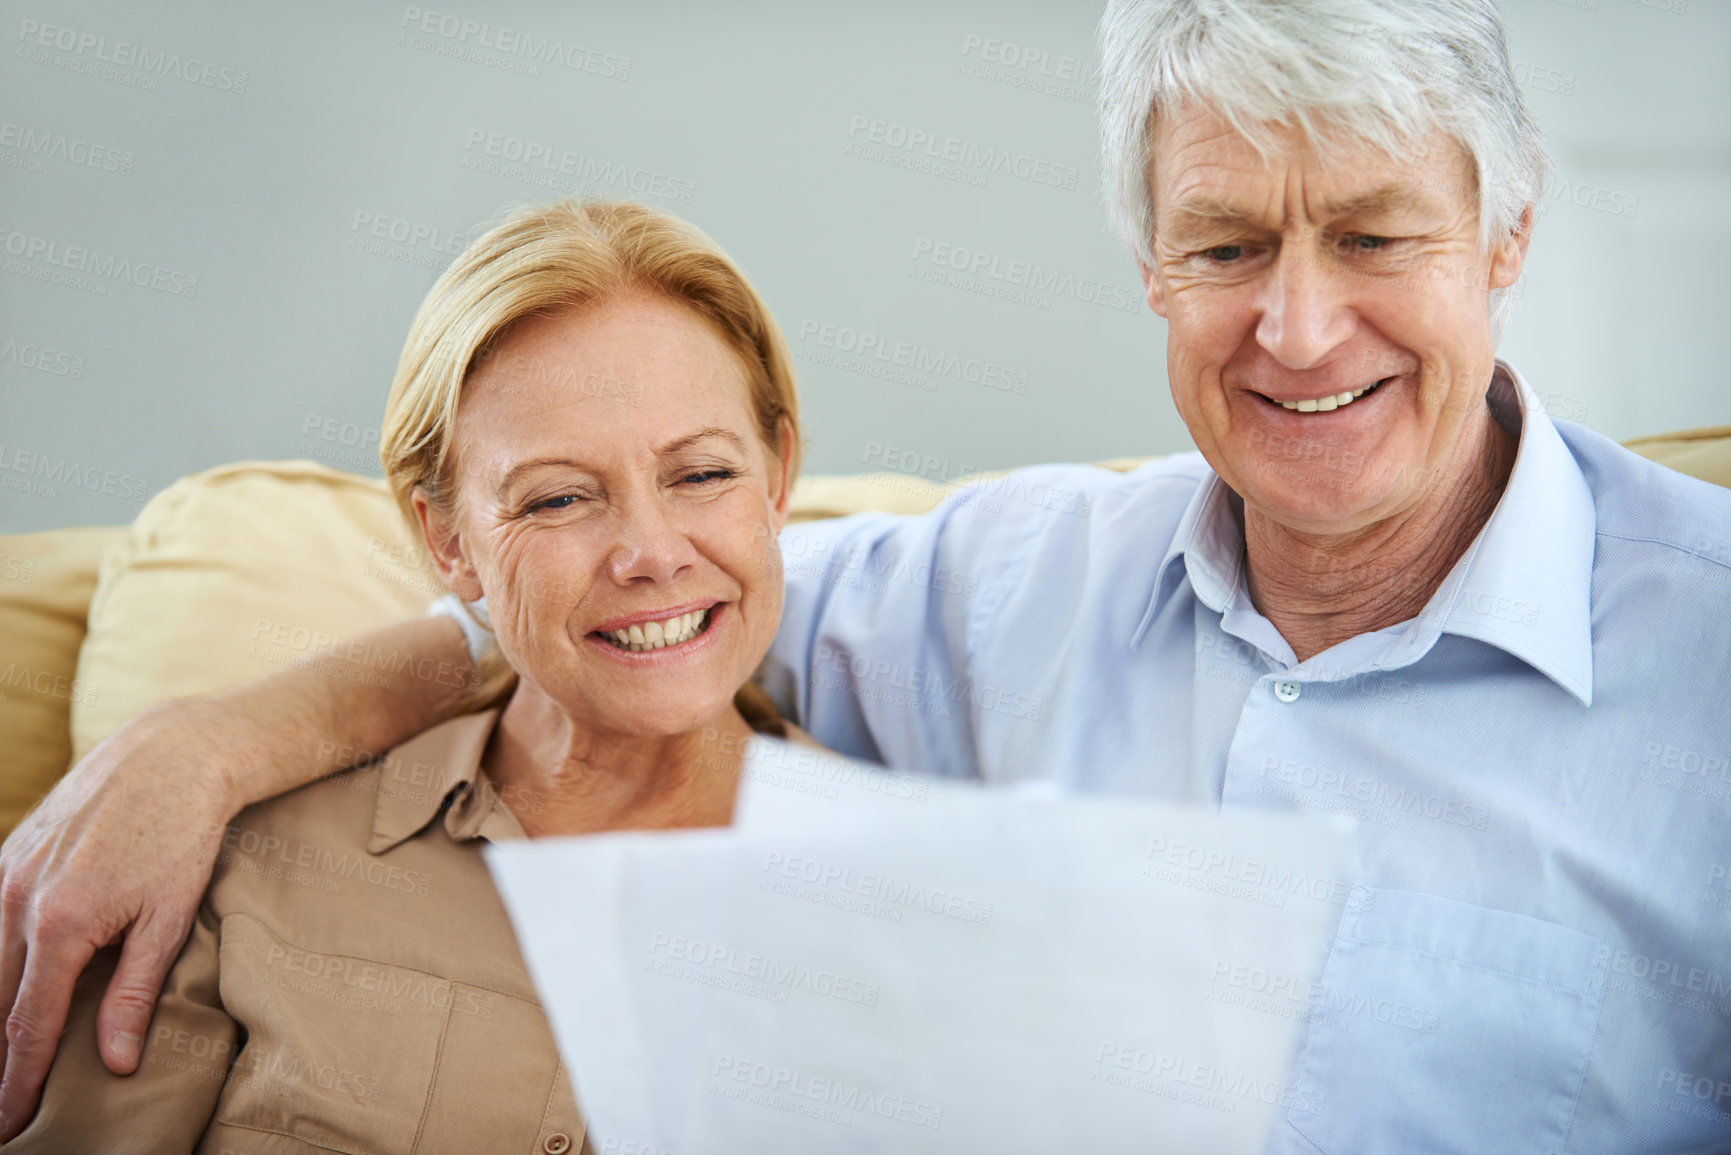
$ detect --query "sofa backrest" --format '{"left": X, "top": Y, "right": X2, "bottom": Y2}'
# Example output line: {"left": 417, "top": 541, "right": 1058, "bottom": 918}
{"left": 0, "top": 427, "right": 1725, "bottom": 836}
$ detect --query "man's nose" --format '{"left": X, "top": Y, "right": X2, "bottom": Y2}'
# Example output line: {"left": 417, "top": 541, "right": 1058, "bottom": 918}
{"left": 1253, "top": 247, "right": 1356, "bottom": 370}
{"left": 606, "top": 498, "right": 698, "bottom": 586}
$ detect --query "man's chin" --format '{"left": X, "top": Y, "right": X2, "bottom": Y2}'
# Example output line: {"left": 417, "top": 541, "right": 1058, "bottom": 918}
{"left": 1235, "top": 475, "right": 1400, "bottom": 537}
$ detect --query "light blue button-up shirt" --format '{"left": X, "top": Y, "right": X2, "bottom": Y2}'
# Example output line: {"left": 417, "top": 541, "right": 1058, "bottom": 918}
{"left": 763, "top": 363, "right": 1731, "bottom": 1152}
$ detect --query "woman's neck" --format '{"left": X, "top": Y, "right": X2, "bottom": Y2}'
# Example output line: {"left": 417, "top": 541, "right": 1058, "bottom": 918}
{"left": 481, "top": 683, "right": 759, "bottom": 838}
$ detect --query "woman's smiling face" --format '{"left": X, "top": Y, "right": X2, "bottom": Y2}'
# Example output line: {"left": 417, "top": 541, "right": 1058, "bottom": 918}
{"left": 416, "top": 291, "right": 791, "bottom": 739}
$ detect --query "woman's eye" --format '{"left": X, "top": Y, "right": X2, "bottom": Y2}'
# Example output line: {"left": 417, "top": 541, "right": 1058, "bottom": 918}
{"left": 680, "top": 469, "right": 735, "bottom": 486}
{"left": 530, "top": 494, "right": 580, "bottom": 512}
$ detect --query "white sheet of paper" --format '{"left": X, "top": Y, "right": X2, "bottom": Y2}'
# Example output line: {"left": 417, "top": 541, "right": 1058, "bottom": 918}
{"left": 487, "top": 740, "right": 1352, "bottom": 1154}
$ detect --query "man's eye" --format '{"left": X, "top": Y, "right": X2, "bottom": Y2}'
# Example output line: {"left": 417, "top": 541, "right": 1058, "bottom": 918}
{"left": 530, "top": 494, "right": 580, "bottom": 512}
{"left": 1347, "top": 235, "right": 1393, "bottom": 252}
{"left": 1203, "top": 245, "right": 1245, "bottom": 263}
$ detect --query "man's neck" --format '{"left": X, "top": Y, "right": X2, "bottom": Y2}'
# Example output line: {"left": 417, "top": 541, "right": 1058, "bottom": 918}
{"left": 1243, "top": 408, "right": 1519, "bottom": 664}
{"left": 481, "top": 683, "right": 757, "bottom": 838}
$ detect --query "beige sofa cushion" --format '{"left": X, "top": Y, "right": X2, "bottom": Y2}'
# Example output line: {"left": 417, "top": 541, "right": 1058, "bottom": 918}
{"left": 0, "top": 427, "right": 1719, "bottom": 831}
{"left": 64, "top": 455, "right": 1157, "bottom": 762}
{"left": 786, "top": 456, "right": 1155, "bottom": 522}
{"left": 0, "top": 527, "right": 122, "bottom": 834}
{"left": 70, "top": 461, "right": 443, "bottom": 760}
{"left": 1623, "top": 424, "right": 1731, "bottom": 490}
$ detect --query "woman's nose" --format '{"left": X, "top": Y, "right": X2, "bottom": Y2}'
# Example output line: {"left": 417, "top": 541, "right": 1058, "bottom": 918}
{"left": 605, "top": 498, "right": 698, "bottom": 586}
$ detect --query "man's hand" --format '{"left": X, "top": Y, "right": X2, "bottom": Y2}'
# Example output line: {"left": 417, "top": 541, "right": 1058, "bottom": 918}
{"left": 0, "top": 700, "right": 240, "bottom": 1139}
{"left": 0, "top": 613, "right": 504, "bottom": 1139}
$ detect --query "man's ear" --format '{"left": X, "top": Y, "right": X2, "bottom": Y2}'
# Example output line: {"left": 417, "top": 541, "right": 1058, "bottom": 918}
{"left": 412, "top": 488, "right": 485, "bottom": 602}
{"left": 1489, "top": 204, "right": 1534, "bottom": 290}
{"left": 1138, "top": 258, "right": 1169, "bottom": 317}
{"left": 767, "top": 416, "right": 796, "bottom": 533}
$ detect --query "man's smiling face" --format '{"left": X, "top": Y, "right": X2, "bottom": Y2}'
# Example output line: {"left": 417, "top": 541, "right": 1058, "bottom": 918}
{"left": 1139, "top": 105, "right": 1529, "bottom": 535}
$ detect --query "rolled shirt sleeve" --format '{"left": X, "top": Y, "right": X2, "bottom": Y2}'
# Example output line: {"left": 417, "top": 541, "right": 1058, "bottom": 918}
{"left": 761, "top": 467, "right": 1095, "bottom": 779}
{"left": 10, "top": 904, "right": 235, "bottom": 1152}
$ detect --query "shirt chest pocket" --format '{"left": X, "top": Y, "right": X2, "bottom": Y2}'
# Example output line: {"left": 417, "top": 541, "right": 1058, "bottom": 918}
{"left": 1282, "top": 889, "right": 1607, "bottom": 1155}
{"left": 214, "top": 915, "right": 578, "bottom": 1154}
{"left": 414, "top": 988, "right": 584, "bottom": 1155}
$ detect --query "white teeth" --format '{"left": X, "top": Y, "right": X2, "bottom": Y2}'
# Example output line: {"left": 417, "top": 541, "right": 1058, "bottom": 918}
{"left": 1278, "top": 382, "right": 1379, "bottom": 412}
{"left": 600, "top": 608, "right": 712, "bottom": 652}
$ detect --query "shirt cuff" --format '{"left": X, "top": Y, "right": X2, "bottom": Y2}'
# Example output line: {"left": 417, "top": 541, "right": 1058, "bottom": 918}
{"left": 426, "top": 593, "right": 494, "bottom": 665}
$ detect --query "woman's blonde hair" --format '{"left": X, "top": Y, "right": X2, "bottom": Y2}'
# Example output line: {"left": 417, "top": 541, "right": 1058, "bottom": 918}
{"left": 380, "top": 198, "right": 801, "bottom": 522}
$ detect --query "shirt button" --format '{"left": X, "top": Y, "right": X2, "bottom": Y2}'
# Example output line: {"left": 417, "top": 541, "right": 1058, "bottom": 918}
{"left": 542, "top": 1133, "right": 572, "bottom": 1154}
{"left": 1272, "top": 680, "right": 1302, "bottom": 703}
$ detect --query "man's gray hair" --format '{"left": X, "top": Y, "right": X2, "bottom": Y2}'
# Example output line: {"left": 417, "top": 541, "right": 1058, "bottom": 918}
{"left": 1099, "top": 0, "right": 1550, "bottom": 328}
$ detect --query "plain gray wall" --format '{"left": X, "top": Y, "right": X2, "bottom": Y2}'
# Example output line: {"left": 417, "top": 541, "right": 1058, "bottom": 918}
{"left": 2, "top": 0, "right": 1726, "bottom": 532}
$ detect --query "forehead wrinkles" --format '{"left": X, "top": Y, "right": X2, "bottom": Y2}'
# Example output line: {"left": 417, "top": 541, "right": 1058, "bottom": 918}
{"left": 1156, "top": 108, "right": 1464, "bottom": 236}
{"left": 1156, "top": 117, "right": 1266, "bottom": 225}
{"left": 1290, "top": 162, "right": 1327, "bottom": 228}
{"left": 1159, "top": 131, "right": 1342, "bottom": 238}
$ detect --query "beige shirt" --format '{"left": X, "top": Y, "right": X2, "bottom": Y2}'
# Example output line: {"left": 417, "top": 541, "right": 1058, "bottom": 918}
{"left": 17, "top": 703, "right": 788, "bottom": 1154}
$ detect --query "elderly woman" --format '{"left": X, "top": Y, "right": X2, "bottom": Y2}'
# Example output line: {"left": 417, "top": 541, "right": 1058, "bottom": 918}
{"left": 9, "top": 199, "right": 805, "bottom": 1152}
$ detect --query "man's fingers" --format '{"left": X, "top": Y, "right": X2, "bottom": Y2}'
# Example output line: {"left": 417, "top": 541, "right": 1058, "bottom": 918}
{"left": 0, "top": 941, "right": 89, "bottom": 1141}
{"left": 95, "top": 912, "right": 190, "bottom": 1076}
{"left": 0, "top": 871, "right": 32, "bottom": 1080}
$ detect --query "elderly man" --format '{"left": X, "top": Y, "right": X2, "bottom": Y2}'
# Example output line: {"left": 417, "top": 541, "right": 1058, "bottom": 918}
{"left": 5, "top": 0, "right": 1728, "bottom": 1149}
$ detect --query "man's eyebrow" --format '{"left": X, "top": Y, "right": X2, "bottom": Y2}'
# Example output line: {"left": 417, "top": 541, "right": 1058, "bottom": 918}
{"left": 1165, "top": 184, "right": 1431, "bottom": 231}
{"left": 1167, "top": 197, "right": 1263, "bottom": 226}
{"left": 497, "top": 428, "right": 747, "bottom": 489}
{"left": 1318, "top": 184, "right": 1429, "bottom": 218}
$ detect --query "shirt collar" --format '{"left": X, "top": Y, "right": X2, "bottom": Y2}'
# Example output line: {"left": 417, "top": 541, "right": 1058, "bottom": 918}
{"left": 365, "top": 686, "right": 805, "bottom": 855}
{"left": 1138, "top": 360, "right": 1597, "bottom": 704}
{"left": 367, "top": 709, "right": 525, "bottom": 855}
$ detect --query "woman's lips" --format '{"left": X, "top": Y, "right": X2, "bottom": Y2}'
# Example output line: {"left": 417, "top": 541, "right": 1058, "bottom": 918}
{"left": 588, "top": 600, "right": 718, "bottom": 634}
{"left": 588, "top": 603, "right": 722, "bottom": 656}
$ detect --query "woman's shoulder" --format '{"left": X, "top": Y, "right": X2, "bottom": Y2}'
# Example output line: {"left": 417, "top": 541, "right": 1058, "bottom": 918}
{"left": 220, "top": 710, "right": 502, "bottom": 854}
{"left": 211, "top": 712, "right": 506, "bottom": 916}
{"left": 219, "top": 762, "right": 389, "bottom": 866}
